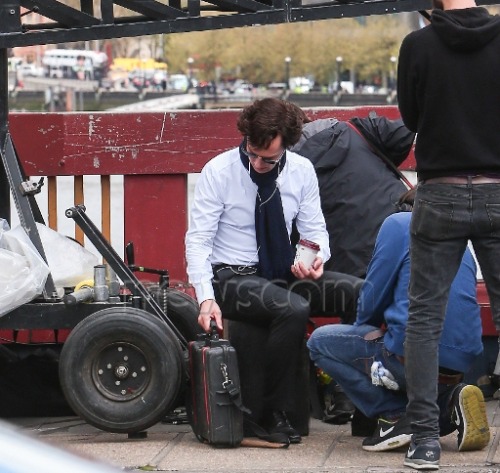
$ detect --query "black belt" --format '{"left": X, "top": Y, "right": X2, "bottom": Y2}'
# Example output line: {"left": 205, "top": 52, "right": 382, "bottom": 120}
{"left": 213, "top": 264, "right": 259, "bottom": 277}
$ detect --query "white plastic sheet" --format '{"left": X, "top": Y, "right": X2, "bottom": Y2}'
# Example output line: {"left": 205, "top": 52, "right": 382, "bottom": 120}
{"left": 0, "top": 220, "right": 50, "bottom": 317}
{"left": 36, "top": 223, "right": 99, "bottom": 288}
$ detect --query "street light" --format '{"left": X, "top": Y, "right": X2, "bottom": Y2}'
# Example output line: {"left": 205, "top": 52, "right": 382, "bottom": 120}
{"left": 187, "top": 57, "right": 194, "bottom": 75}
{"left": 284, "top": 56, "right": 291, "bottom": 90}
{"left": 390, "top": 55, "right": 397, "bottom": 90}
{"left": 336, "top": 56, "right": 343, "bottom": 93}
{"left": 187, "top": 57, "right": 194, "bottom": 90}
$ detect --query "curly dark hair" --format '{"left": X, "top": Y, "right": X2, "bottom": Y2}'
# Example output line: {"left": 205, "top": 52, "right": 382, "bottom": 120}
{"left": 236, "top": 98, "right": 305, "bottom": 149}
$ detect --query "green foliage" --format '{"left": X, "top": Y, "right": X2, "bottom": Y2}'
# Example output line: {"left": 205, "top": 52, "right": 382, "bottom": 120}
{"left": 162, "top": 14, "right": 412, "bottom": 85}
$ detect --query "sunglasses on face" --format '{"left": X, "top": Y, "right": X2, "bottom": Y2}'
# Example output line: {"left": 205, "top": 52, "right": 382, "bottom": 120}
{"left": 241, "top": 143, "right": 285, "bottom": 165}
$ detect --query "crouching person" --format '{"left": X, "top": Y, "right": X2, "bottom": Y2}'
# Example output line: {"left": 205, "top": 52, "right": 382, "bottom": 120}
{"left": 307, "top": 190, "right": 490, "bottom": 453}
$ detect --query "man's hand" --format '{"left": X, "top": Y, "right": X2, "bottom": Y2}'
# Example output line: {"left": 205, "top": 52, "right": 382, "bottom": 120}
{"left": 291, "top": 257, "right": 324, "bottom": 280}
{"left": 198, "top": 299, "right": 223, "bottom": 332}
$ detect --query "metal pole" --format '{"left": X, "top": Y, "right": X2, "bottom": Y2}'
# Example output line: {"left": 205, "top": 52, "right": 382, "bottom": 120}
{"left": 284, "top": 56, "right": 291, "bottom": 90}
{"left": 0, "top": 48, "right": 10, "bottom": 223}
{"left": 336, "top": 56, "right": 343, "bottom": 93}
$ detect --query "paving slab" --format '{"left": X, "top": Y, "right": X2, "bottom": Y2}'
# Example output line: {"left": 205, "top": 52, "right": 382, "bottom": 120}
{"left": 5, "top": 399, "right": 500, "bottom": 473}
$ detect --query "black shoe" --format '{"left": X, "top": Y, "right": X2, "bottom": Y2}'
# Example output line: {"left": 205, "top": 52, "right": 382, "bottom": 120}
{"left": 266, "top": 410, "right": 302, "bottom": 444}
{"left": 243, "top": 415, "right": 290, "bottom": 445}
{"left": 362, "top": 416, "right": 411, "bottom": 451}
{"left": 323, "top": 390, "right": 355, "bottom": 425}
{"left": 404, "top": 438, "right": 440, "bottom": 470}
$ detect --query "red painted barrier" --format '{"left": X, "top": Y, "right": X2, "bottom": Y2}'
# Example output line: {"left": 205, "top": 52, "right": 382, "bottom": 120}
{"left": 9, "top": 107, "right": 414, "bottom": 284}
{"left": 9, "top": 107, "right": 494, "bottom": 340}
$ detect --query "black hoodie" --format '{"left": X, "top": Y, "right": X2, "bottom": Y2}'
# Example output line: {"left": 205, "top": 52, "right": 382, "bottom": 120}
{"left": 397, "top": 7, "right": 500, "bottom": 180}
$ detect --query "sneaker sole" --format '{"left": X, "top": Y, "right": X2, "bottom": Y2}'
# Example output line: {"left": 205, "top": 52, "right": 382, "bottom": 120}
{"left": 457, "top": 385, "right": 490, "bottom": 452}
{"left": 403, "top": 458, "right": 440, "bottom": 470}
{"left": 362, "top": 433, "right": 412, "bottom": 452}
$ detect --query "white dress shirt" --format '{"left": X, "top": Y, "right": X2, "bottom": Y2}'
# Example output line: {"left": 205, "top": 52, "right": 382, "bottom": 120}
{"left": 185, "top": 146, "right": 331, "bottom": 304}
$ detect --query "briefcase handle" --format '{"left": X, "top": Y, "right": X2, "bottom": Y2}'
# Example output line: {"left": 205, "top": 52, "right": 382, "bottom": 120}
{"left": 206, "top": 319, "right": 220, "bottom": 343}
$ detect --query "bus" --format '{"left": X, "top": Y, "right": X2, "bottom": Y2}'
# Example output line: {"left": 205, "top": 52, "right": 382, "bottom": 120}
{"left": 42, "top": 49, "right": 108, "bottom": 80}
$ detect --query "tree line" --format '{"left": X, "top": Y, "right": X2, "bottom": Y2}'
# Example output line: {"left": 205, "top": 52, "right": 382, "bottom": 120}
{"left": 60, "top": 3, "right": 499, "bottom": 88}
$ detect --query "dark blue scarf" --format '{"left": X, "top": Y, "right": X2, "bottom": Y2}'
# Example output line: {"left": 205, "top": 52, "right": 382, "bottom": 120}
{"left": 239, "top": 140, "right": 293, "bottom": 281}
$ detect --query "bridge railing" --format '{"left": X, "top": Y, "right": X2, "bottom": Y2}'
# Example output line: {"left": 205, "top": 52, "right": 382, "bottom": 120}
{"left": 9, "top": 106, "right": 409, "bottom": 285}
{"left": 6, "top": 105, "right": 498, "bottom": 338}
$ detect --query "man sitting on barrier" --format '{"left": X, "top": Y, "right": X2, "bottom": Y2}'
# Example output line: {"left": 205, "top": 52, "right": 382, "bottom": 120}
{"left": 307, "top": 189, "right": 490, "bottom": 453}
{"left": 185, "top": 97, "right": 361, "bottom": 444}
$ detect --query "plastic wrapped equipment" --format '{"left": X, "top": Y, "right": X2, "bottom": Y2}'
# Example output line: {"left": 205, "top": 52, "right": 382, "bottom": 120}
{"left": 36, "top": 223, "right": 99, "bottom": 288}
{"left": 0, "top": 220, "right": 50, "bottom": 317}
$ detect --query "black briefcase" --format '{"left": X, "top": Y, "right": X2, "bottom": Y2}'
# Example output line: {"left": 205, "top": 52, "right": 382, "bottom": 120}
{"left": 187, "top": 324, "right": 245, "bottom": 447}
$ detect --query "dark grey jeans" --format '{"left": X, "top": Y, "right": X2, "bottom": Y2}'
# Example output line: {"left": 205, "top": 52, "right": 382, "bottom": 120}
{"left": 406, "top": 181, "right": 500, "bottom": 442}
{"left": 213, "top": 269, "right": 362, "bottom": 411}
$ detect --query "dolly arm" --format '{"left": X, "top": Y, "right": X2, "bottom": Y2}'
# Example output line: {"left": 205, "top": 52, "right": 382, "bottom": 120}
{"left": 65, "top": 204, "right": 188, "bottom": 349}
{"left": 0, "top": 133, "right": 59, "bottom": 300}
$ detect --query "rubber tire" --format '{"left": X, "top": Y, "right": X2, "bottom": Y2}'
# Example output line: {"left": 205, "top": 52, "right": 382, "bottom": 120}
{"left": 161, "top": 288, "right": 202, "bottom": 409}
{"left": 59, "top": 307, "right": 183, "bottom": 433}
{"left": 163, "top": 288, "right": 203, "bottom": 342}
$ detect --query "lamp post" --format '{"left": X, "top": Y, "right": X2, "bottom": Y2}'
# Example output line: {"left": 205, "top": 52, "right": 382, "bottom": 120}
{"left": 336, "top": 56, "right": 343, "bottom": 93}
{"left": 187, "top": 56, "right": 194, "bottom": 88}
{"left": 284, "top": 56, "right": 291, "bottom": 90}
{"left": 389, "top": 55, "right": 397, "bottom": 91}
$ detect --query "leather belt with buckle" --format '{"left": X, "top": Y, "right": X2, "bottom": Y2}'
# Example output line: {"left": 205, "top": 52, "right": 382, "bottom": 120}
{"left": 213, "top": 264, "right": 259, "bottom": 276}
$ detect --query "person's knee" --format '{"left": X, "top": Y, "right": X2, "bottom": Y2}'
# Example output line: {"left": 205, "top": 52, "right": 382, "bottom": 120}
{"left": 282, "top": 304, "right": 310, "bottom": 338}
{"left": 284, "top": 291, "right": 311, "bottom": 321}
{"left": 307, "top": 324, "right": 347, "bottom": 359}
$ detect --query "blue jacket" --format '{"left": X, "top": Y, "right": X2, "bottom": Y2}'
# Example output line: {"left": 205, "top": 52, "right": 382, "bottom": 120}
{"left": 356, "top": 211, "right": 483, "bottom": 373}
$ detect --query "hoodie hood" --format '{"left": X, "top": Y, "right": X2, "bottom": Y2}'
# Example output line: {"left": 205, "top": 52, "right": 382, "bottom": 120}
{"left": 431, "top": 7, "right": 500, "bottom": 52}
{"left": 292, "top": 118, "right": 338, "bottom": 152}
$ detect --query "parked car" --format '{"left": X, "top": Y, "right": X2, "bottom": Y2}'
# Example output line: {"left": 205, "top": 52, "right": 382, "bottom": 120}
{"left": 17, "top": 63, "right": 44, "bottom": 78}
{"left": 129, "top": 69, "right": 167, "bottom": 90}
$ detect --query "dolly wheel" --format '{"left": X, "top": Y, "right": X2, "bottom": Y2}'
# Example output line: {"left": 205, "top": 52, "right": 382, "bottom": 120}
{"left": 148, "top": 287, "right": 203, "bottom": 341}
{"left": 59, "top": 307, "right": 183, "bottom": 434}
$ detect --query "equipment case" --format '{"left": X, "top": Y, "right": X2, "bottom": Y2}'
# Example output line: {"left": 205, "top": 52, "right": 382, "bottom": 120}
{"left": 188, "top": 327, "right": 244, "bottom": 447}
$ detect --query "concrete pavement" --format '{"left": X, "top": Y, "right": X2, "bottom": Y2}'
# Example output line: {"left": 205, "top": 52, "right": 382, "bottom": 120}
{"left": 5, "top": 399, "right": 500, "bottom": 473}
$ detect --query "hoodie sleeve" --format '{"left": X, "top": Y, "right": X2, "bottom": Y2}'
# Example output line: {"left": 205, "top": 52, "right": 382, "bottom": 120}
{"left": 350, "top": 115, "right": 415, "bottom": 167}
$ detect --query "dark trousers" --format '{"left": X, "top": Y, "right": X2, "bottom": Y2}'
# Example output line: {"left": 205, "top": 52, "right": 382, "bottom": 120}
{"left": 213, "top": 268, "right": 362, "bottom": 414}
{"left": 406, "top": 182, "right": 500, "bottom": 441}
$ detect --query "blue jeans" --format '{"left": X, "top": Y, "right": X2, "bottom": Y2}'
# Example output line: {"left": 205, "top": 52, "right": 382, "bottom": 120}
{"left": 307, "top": 323, "right": 408, "bottom": 419}
{"left": 308, "top": 323, "right": 463, "bottom": 435}
{"left": 406, "top": 182, "right": 500, "bottom": 442}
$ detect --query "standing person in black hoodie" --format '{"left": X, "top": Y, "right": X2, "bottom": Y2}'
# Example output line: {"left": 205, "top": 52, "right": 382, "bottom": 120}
{"left": 397, "top": 0, "right": 500, "bottom": 470}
